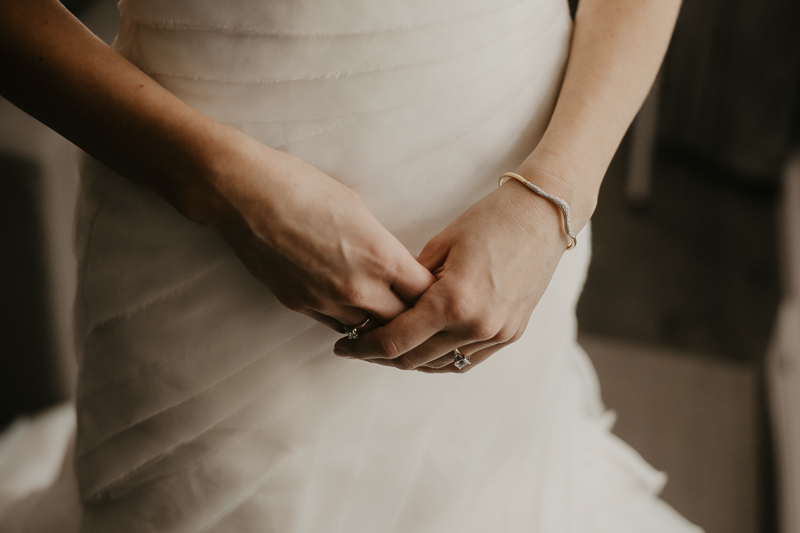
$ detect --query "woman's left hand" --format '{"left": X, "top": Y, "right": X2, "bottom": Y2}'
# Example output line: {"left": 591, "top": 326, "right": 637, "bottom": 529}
{"left": 333, "top": 177, "right": 572, "bottom": 372}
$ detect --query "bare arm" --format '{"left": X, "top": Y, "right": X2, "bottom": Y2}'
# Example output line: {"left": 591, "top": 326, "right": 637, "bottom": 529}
{"left": 338, "top": 0, "right": 683, "bottom": 371}
{"left": 0, "top": 0, "right": 229, "bottom": 216}
{"left": 0, "top": 0, "right": 434, "bottom": 329}
{"left": 519, "top": 0, "right": 683, "bottom": 227}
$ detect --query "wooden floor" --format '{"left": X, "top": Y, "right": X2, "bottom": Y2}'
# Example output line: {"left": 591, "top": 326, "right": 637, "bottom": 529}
{"left": 581, "top": 335, "right": 759, "bottom": 533}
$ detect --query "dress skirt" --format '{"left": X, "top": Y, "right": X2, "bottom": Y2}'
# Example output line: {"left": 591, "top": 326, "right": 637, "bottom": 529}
{"left": 64, "top": 0, "right": 704, "bottom": 531}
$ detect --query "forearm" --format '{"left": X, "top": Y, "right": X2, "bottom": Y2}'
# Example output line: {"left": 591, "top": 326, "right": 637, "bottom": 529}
{"left": 0, "top": 0, "right": 245, "bottom": 226}
{"left": 518, "top": 0, "right": 681, "bottom": 229}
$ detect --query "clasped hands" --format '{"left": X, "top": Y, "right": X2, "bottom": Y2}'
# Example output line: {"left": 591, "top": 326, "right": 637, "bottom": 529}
{"left": 212, "top": 147, "right": 568, "bottom": 373}
{"left": 333, "top": 177, "right": 570, "bottom": 373}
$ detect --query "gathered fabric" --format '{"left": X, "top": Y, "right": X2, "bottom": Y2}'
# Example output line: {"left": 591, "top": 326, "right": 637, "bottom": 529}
{"left": 57, "top": 0, "right": 706, "bottom": 531}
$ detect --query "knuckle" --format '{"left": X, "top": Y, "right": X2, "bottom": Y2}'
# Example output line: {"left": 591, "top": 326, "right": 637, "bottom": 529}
{"left": 469, "top": 318, "right": 501, "bottom": 341}
{"left": 378, "top": 334, "right": 401, "bottom": 359}
{"left": 367, "top": 250, "right": 394, "bottom": 280}
{"left": 335, "top": 279, "right": 365, "bottom": 306}
{"left": 444, "top": 289, "right": 474, "bottom": 323}
{"left": 509, "top": 326, "right": 525, "bottom": 344}
{"left": 496, "top": 325, "right": 518, "bottom": 344}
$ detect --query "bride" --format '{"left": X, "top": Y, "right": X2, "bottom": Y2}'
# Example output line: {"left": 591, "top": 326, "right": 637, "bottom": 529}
{"left": 0, "top": 0, "right": 701, "bottom": 531}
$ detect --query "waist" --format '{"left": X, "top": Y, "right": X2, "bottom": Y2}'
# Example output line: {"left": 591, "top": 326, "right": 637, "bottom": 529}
{"left": 115, "top": 0, "right": 571, "bottom": 122}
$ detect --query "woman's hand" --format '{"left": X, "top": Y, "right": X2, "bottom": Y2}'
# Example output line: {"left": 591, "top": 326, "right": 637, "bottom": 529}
{"left": 0, "top": 0, "right": 434, "bottom": 333}
{"left": 332, "top": 176, "right": 571, "bottom": 372}
{"left": 329, "top": 0, "right": 683, "bottom": 369}
{"left": 195, "top": 133, "right": 436, "bottom": 331}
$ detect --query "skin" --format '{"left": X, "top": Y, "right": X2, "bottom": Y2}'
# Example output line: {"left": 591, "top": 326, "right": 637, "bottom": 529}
{"left": 335, "top": 0, "right": 683, "bottom": 371}
{"left": 0, "top": 0, "right": 681, "bottom": 374}
{"left": 0, "top": 0, "right": 435, "bottom": 331}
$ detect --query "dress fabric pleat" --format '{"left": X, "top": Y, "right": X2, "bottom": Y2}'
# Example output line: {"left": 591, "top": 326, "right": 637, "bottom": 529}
{"left": 65, "top": 0, "right": 704, "bottom": 531}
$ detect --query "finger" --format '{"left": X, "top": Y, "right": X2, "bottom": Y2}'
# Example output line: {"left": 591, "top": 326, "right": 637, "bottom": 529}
{"left": 388, "top": 331, "right": 481, "bottom": 370}
{"left": 415, "top": 239, "right": 448, "bottom": 273}
{"left": 361, "top": 357, "right": 397, "bottom": 368}
{"left": 422, "top": 353, "right": 454, "bottom": 369}
{"left": 337, "top": 351, "right": 398, "bottom": 369}
{"left": 417, "top": 343, "right": 506, "bottom": 374}
{"left": 333, "top": 295, "right": 446, "bottom": 360}
{"left": 353, "top": 317, "right": 380, "bottom": 335}
{"left": 303, "top": 310, "right": 346, "bottom": 332}
{"left": 419, "top": 339, "right": 496, "bottom": 369}
{"left": 310, "top": 304, "right": 369, "bottom": 333}
{"left": 389, "top": 251, "right": 437, "bottom": 306}
{"left": 357, "top": 282, "right": 409, "bottom": 324}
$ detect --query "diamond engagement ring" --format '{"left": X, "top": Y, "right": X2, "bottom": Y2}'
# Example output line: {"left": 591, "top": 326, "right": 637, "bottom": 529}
{"left": 452, "top": 348, "right": 471, "bottom": 370}
{"left": 343, "top": 318, "right": 370, "bottom": 340}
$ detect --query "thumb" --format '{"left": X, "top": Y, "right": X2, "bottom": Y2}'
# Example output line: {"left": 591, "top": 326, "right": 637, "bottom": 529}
{"left": 416, "top": 237, "right": 448, "bottom": 273}
{"left": 390, "top": 249, "right": 436, "bottom": 306}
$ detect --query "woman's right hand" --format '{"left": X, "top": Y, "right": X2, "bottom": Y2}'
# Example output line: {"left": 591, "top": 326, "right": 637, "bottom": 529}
{"left": 186, "top": 129, "right": 436, "bottom": 331}
{"left": 0, "top": 0, "right": 432, "bottom": 332}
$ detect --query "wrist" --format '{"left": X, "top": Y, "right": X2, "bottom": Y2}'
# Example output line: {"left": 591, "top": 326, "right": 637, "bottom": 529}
{"left": 514, "top": 158, "right": 599, "bottom": 232}
{"left": 169, "top": 120, "right": 267, "bottom": 241}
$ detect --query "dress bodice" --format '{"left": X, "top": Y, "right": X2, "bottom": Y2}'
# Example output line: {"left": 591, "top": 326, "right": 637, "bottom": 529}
{"left": 69, "top": 2, "right": 697, "bottom": 532}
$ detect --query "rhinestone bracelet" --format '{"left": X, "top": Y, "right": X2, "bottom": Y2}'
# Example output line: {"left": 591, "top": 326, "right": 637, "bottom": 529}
{"left": 498, "top": 172, "right": 577, "bottom": 250}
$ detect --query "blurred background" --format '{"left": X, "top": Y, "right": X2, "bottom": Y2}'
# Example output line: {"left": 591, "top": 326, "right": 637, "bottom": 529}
{"left": 1, "top": 0, "right": 799, "bottom": 532}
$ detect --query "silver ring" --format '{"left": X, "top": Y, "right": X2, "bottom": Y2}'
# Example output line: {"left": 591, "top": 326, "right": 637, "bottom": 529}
{"left": 343, "top": 318, "right": 370, "bottom": 340}
{"left": 452, "top": 348, "right": 471, "bottom": 370}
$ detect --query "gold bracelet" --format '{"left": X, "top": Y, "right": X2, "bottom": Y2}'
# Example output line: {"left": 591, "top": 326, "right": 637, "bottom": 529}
{"left": 498, "top": 172, "right": 577, "bottom": 250}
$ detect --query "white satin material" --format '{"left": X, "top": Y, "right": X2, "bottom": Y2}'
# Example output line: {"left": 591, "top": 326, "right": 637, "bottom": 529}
{"left": 70, "top": 0, "right": 702, "bottom": 531}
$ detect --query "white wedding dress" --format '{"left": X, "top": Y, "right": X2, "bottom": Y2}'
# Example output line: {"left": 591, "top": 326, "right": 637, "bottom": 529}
{"left": 5, "top": 0, "right": 703, "bottom": 531}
